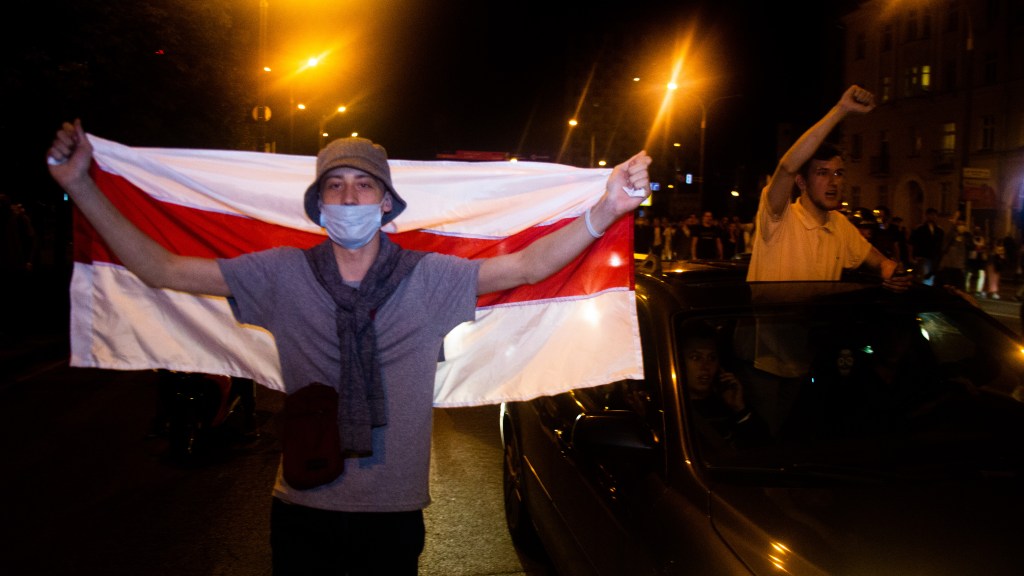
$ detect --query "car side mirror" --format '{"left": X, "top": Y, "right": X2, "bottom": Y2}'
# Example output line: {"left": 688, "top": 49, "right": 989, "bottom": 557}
{"left": 571, "top": 410, "right": 658, "bottom": 467}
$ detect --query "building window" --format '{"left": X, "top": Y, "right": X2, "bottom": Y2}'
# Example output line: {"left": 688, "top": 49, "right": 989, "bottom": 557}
{"left": 942, "top": 122, "right": 957, "bottom": 152}
{"left": 921, "top": 12, "right": 932, "bottom": 38}
{"left": 904, "top": 67, "right": 916, "bottom": 96}
{"left": 882, "top": 24, "right": 893, "bottom": 51}
{"left": 881, "top": 76, "right": 893, "bottom": 102}
{"left": 941, "top": 182, "right": 953, "bottom": 215}
{"left": 851, "top": 133, "right": 863, "bottom": 160}
{"left": 855, "top": 32, "right": 866, "bottom": 60}
{"left": 903, "top": 65, "right": 932, "bottom": 96}
{"left": 878, "top": 185, "right": 890, "bottom": 208}
{"left": 850, "top": 185, "right": 862, "bottom": 208}
{"left": 981, "top": 115, "right": 996, "bottom": 151}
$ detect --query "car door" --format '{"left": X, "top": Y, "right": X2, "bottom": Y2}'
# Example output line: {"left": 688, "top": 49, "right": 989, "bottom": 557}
{"left": 525, "top": 302, "right": 668, "bottom": 575}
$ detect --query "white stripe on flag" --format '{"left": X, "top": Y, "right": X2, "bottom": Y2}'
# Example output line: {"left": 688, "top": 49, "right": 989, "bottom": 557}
{"left": 71, "top": 262, "right": 643, "bottom": 406}
{"left": 71, "top": 262, "right": 284, "bottom": 389}
{"left": 434, "top": 289, "right": 642, "bottom": 406}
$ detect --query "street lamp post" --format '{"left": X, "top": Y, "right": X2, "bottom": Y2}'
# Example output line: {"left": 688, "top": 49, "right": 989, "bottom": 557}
{"left": 696, "top": 94, "right": 742, "bottom": 211}
{"left": 287, "top": 57, "right": 321, "bottom": 154}
{"left": 318, "top": 106, "right": 348, "bottom": 150}
{"left": 256, "top": 0, "right": 269, "bottom": 152}
{"left": 289, "top": 97, "right": 305, "bottom": 153}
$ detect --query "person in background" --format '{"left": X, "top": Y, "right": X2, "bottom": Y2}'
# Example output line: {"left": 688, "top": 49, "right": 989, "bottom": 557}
{"left": 908, "top": 207, "right": 944, "bottom": 286}
{"left": 661, "top": 217, "right": 676, "bottom": 261}
{"left": 633, "top": 216, "right": 654, "bottom": 256}
{"left": 986, "top": 233, "right": 1005, "bottom": 299}
{"left": 745, "top": 85, "right": 907, "bottom": 290}
{"left": 651, "top": 216, "right": 664, "bottom": 261}
{"left": 0, "top": 193, "right": 37, "bottom": 345}
{"left": 675, "top": 213, "right": 697, "bottom": 261}
{"left": 966, "top": 225, "right": 988, "bottom": 296}
{"left": 47, "top": 119, "right": 652, "bottom": 576}
{"left": 691, "top": 210, "right": 724, "bottom": 260}
{"left": 937, "top": 214, "right": 968, "bottom": 290}
{"left": 870, "top": 205, "right": 902, "bottom": 265}
{"left": 890, "top": 215, "right": 908, "bottom": 268}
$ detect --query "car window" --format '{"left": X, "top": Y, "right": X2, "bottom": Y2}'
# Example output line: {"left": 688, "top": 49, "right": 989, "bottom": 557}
{"left": 676, "top": 300, "right": 1024, "bottom": 478}
{"left": 575, "top": 300, "right": 663, "bottom": 425}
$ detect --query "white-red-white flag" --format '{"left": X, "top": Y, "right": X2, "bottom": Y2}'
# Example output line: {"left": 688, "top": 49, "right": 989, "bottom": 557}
{"left": 71, "top": 135, "right": 643, "bottom": 406}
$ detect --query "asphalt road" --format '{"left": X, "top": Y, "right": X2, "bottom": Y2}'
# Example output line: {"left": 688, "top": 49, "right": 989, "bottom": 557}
{"left": 0, "top": 362, "right": 554, "bottom": 576}
{"left": 977, "top": 295, "right": 1022, "bottom": 336}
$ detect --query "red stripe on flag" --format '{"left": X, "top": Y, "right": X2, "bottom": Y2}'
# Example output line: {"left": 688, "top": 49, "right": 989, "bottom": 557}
{"left": 78, "top": 163, "right": 635, "bottom": 307}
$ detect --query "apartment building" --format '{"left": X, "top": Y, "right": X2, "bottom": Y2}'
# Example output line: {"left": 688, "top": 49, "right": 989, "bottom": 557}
{"left": 840, "top": 0, "right": 1024, "bottom": 237}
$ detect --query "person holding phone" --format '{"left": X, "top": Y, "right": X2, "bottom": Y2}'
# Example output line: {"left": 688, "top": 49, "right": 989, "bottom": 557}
{"left": 682, "top": 322, "right": 771, "bottom": 449}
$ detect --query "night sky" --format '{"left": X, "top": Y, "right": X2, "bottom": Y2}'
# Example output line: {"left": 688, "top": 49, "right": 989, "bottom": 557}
{"left": 254, "top": 0, "right": 853, "bottom": 203}
{"left": 11, "top": 0, "right": 858, "bottom": 216}
{"left": 258, "top": 0, "right": 849, "bottom": 160}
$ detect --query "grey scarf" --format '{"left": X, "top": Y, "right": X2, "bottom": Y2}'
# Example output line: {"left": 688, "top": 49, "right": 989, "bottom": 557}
{"left": 304, "top": 234, "right": 427, "bottom": 456}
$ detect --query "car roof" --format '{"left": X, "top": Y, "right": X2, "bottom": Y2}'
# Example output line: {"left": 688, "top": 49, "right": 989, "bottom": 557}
{"left": 634, "top": 259, "right": 979, "bottom": 316}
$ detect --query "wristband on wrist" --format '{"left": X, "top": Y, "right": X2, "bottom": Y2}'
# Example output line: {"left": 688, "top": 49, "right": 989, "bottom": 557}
{"left": 585, "top": 206, "right": 604, "bottom": 239}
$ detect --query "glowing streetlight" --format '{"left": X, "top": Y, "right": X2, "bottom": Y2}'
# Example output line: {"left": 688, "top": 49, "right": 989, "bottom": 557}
{"left": 288, "top": 57, "right": 320, "bottom": 153}
{"left": 318, "top": 105, "right": 348, "bottom": 149}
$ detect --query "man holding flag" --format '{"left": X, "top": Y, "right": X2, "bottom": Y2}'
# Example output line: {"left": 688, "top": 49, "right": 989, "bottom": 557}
{"left": 47, "top": 119, "right": 651, "bottom": 575}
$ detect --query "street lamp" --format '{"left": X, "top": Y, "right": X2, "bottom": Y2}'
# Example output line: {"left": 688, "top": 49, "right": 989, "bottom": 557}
{"left": 557, "top": 118, "right": 579, "bottom": 165}
{"left": 694, "top": 94, "right": 742, "bottom": 210}
{"left": 318, "top": 105, "right": 348, "bottom": 150}
{"left": 288, "top": 57, "right": 321, "bottom": 153}
{"left": 255, "top": 0, "right": 269, "bottom": 152}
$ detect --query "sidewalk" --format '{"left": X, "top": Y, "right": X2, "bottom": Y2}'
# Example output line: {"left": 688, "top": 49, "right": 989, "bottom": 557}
{"left": 969, "top": 271, "right": 1022, "bottom": 302}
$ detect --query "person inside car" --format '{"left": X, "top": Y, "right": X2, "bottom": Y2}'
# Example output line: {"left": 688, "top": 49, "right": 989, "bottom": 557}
{"left": 681, "top": 321, "right": 772, "bottom": 450}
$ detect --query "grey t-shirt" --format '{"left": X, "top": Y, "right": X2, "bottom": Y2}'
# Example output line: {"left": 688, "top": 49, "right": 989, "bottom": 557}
{"left": 219, "top": 244, "right": 481, "bottom": 512}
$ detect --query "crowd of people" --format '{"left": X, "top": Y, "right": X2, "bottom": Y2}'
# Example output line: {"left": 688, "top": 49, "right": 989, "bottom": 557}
{"left": 634, "top": 211, "right": 753, "bottom": 262}
{"left": 846, "top": 205, "right": 1020, "bottom": 299}
{"left": 637, "top": 201, "right": 1022, "bottom": 300}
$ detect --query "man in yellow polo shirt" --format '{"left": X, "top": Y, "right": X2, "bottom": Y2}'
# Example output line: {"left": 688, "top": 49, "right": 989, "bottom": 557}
{"left": 747, "top": 85, "right": 907, "bottom": 291}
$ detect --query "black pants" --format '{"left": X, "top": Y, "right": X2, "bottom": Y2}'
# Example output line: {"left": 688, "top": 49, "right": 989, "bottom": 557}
{"left": 271, "top": 498, "right": 425, "bottom": 576}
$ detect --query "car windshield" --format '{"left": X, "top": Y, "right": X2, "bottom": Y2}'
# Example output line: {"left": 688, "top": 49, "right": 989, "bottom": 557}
{"left": 676, "top": 286, "right": 1024, "bottom": 479}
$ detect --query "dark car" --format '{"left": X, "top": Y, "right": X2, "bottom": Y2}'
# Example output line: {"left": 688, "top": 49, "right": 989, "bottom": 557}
{"left": 501, "top": 261, "right": 1024, "bottom": 575}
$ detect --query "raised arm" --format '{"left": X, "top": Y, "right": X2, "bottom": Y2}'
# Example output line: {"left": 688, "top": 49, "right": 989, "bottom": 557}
{"left": 764, "top": 85, "right": 876, "bottom": 217}
{"left": 477, "top": 151, "right": 652, "bottom": 295}
{"left": 47, "top": 120, "right": 230, "bottom": 296}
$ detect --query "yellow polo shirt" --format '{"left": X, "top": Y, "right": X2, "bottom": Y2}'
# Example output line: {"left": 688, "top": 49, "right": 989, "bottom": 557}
{"left": 747, "top": 189, "right": 871, "bottom": 281}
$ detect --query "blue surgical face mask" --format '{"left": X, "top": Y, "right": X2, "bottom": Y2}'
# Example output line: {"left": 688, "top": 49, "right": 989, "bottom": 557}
{"left": 319, "top": 203, "right": 383, "bottom": 249}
